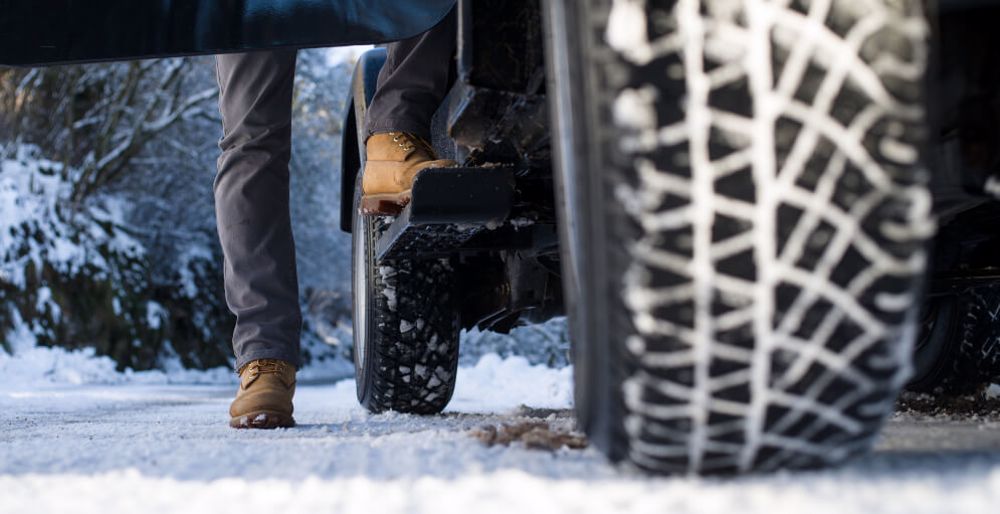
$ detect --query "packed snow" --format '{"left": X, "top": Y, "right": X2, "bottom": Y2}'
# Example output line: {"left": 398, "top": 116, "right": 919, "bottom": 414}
{"left": 3, "top": 346, "right": 1000, "bottom": 514}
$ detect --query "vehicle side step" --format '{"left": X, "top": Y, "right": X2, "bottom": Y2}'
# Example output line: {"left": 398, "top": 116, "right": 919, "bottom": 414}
{"left": 375, "top": 166, "right": 514, "bottom": 261}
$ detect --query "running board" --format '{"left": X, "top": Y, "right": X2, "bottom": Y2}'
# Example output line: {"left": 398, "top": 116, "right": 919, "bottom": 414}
{"left": 375, "top": 166, "right": 515, "bottom": 261}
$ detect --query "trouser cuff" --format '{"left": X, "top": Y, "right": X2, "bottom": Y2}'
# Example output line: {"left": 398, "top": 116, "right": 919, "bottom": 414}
{"left": 234, "top": 344, "right": 301, "bottom": 372}
{"left": 365, "top": 118, "right": 433, "bottom": 143}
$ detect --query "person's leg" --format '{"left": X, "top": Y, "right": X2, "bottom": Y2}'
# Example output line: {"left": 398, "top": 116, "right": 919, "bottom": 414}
{"left": 361, "top": 10, "right": 458, "bottom": 215}
{"left": 215, "top": 50, "right": 301, "bottom": 372}
{"left": 364, "top": 9, "right": 457, "bottom": 140}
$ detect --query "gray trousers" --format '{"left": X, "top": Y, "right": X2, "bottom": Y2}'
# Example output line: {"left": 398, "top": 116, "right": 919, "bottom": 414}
{"left": 215, "top": 49, "right": 302, "bottom": 370}
{"left": 365, "top": 10, "right": 456, "bottom": 140}
{"left": 215, "top": 12, "right": 456, "bottom": 370}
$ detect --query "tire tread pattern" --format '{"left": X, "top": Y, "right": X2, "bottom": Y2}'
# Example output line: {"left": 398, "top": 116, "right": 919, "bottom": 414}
{"left": 357, "top": 217, "right": 461, "bottom": 415}
{"left": 587, "top": 0, "right": 933, "bottom": 473}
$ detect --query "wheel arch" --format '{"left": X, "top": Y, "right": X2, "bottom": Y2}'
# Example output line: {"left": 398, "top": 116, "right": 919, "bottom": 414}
{"left": 339, "top": 47, "right": 387, "bottom": 233}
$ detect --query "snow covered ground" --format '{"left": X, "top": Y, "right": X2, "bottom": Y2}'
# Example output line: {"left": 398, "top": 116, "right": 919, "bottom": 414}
{"left": 2, "top": 353, "right": 1000, "bottom": 514}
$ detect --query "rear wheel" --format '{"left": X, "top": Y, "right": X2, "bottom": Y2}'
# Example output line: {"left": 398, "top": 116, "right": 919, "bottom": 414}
{"left": 545, "top": 0, "right": 933, "bottom": 474}
{"left": 351, "top": 166, "right": 460, "bottom": 415}
{"left": 909, "top": 288, "right": 1000, "bottom": 394}
{"left": 907, "top": 295, "right": 961, "bottom": 392}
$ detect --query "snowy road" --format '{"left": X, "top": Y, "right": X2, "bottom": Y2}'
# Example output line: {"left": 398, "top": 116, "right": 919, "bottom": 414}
{"left": 3, "top": 355, "right": 1000, "bottom": 514}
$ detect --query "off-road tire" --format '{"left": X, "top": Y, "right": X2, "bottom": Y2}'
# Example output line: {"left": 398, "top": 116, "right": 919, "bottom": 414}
{"left": 545, "top": 0, "right": 933, "bottom": 474}
{"left": 906, "top": 295, "right": 961, "bottom": 392}
{"left": 909, "top": 289, "right": 1000, "bottom": 394}
{"left": 352, "top": 173, "right": 461, "bottom": 415}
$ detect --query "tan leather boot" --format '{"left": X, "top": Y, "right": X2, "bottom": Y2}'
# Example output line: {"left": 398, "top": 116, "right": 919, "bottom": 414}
{"left": 362, "top": 132, "right": 456, "bottom": 215}
{"left": 229, "top": 359, "right": 296, "bottom": 429}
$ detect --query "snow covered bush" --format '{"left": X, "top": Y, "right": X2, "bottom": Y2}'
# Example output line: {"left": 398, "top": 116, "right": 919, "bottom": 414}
{"left": 0, "top": 147, "right": 232, "bottom": 369}
{"left": 460, "top": 318, "right": 572, "bottom": 368}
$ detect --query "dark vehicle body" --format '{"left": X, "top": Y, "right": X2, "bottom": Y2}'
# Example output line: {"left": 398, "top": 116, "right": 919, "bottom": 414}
{"left": 0, "top": 0, "right": 457, "bottom": 65}
{"left": 0, "top": 0, "right": 991, "bottom": 65}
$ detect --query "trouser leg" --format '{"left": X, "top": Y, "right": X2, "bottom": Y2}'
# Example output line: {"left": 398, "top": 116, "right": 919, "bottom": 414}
{"left": 364, "top": 9, "right": 457, "bottom": 141}
{"left": 215, "top": 50, "right": 301, "bottom": 370}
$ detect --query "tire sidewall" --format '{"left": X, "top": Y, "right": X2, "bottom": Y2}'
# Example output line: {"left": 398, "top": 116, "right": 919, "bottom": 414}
{"left": 352, "top": 170, "right": 378, "bottom": 405}
{"left": 543, "top": 0, "right": 626, "bottom": 460}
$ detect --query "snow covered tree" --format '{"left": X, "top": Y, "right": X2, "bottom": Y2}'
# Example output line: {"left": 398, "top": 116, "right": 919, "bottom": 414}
{"left": 1, "top": 59, "right": 231, "bottom": 370}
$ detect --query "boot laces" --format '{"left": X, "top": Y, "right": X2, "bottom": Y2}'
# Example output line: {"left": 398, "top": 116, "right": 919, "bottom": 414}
{"left": 390, "top": 132, "right": 435, "bottom": 157}
{"left": 244, "top": 359, "right": 288, "bottom": 375}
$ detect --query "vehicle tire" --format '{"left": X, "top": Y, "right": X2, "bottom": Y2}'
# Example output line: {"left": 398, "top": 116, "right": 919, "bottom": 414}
{"left": 544, "top": 0, "right": 933, "bottom": 474}
{"left": 909, "top": 288, "right": 1000, "bottom": 394}
{"left": 351, "top": 173, "right": 461, "bottom": 415}
{"left": 907, "top": 295, "right": 961, "bottom": 392}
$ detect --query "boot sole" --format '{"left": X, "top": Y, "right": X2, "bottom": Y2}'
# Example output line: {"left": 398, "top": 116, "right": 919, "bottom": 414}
{"left": 229, "top": 411, "right": 296, "bottom": 429}
{"left": 360, "top": 191, "right": 412, "bottom": 216}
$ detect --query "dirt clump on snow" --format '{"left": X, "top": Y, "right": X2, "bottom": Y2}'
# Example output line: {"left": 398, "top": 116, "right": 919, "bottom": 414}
{"left": 471, "top": 421, "right": 588, "bottom": 451}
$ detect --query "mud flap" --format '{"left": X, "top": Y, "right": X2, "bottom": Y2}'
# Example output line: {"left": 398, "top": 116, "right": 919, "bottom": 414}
{"left": 375, "top": 166, "right": 514, "bottom": 260}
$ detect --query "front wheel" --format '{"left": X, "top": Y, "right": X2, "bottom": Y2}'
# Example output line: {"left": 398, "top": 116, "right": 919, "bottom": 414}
{"left": 545, "top": 0, "right": 933, "bottom": 474}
